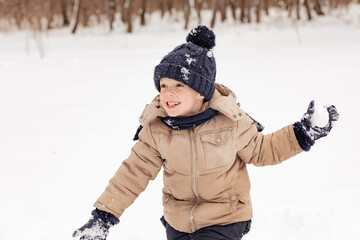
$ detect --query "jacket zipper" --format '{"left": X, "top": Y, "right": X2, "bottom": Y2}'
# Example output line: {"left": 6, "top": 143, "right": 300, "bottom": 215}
{"left": 189, "top": 129, "right": 200, "bottom": 232}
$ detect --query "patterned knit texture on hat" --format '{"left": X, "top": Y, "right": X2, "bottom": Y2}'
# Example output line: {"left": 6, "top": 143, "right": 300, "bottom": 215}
{"left": 154, "top": 25, "right": 216, "bottom": 101}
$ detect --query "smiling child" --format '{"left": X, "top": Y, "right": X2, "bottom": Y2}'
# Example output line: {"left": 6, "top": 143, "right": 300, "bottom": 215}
{"left": 73, "top": 25, "right": 339, "bottom": 240}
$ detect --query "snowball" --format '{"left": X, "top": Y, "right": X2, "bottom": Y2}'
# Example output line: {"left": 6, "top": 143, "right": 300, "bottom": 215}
{"left": 311, "top": 104, "right": 329, "bottom": 128}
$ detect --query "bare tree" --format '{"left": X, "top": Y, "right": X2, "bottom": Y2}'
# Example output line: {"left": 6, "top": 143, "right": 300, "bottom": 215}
{"left": 184, "top": 0, "right": 191, "bottom": 29}
{"left": 219, "top": 0, "right": 227, "bottom": 22}
{"left": 62, "top": 0, "right": 70, "bottom": 26}
{"left": 108, "top": 0, "right": 116, "bottom": 30}
{"left": 228, "top": 0, "right": 238, "bottom": 20}
{"left": 15, "top": 0, "right": 26, "bottom": 29}
{"left": 255, "top": 0, "right": 261, "bottom": 23}
{"left": 246, "top": 0, "right": 251, "bottom": 23}
{"left": 140, "top": 0, "right": 146, "bottom": 26}
{"left": 303, "top": 0, "right": 312, "bottom": 20}
{"left": 194, "top": 0, "right": 204, "bottom": 24}
{"left": 211, "top": 0, "right": 220, "bottom": 28}
{"left": 124, "top": 0, "right": 133, "bottom": 33}
{"left": 313, "top": 0, "right": 325, "bottom": 15}
{"left": 71, "top": 0, "right": 81, "bottom": 34}
{"left": 296, "top": 0, "right": 300, "bottom": 19}
{"left": 240, "top": 0, "right": 252, "bottom": 23}
{"left": 264, "top": 0, "right": 269, "bottom": 15}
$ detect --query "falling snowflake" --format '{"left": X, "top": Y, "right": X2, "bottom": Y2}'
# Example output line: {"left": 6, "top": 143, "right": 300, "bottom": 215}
{"left": 181, "top": 67, "right": 190, "bottom": 83}
{"left": 185, "top": 54, "right": 196, "bottom": 66}
{"left": 207, "top": 50, "right": 213, "bottom": 58}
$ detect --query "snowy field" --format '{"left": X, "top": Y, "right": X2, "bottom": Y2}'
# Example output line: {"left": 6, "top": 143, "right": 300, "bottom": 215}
{"left": 1, "top": 6, "right": 360, "bottom": 240}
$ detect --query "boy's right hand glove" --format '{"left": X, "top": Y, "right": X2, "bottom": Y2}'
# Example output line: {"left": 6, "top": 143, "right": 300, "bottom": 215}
{"left": 300, "top": 100, "right": 339, "bottom": 141}
{"left": 72, "top": 209, "right": 119, "bottom": 240}
{"left": 293, "top": 100, "right": 339, "bottom": 151}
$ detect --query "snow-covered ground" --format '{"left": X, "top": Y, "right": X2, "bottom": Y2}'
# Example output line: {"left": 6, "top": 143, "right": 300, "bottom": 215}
{"left": 1, "top": 6, "right": 360, "bottom": 240}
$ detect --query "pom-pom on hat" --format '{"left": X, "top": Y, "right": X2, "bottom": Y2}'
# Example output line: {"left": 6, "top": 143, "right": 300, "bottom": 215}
{"left": 154, "top": 25, "right": 216, "bottom": 101}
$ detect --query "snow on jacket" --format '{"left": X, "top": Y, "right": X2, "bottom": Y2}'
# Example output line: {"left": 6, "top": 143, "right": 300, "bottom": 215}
{"left": 94, "top": 83, "right": 303, "bottom": 233}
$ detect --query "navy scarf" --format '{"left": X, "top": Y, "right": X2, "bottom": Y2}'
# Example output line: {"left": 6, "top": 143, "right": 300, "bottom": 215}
{"left": 162, "top": 108, "right": 218, "bottom": 130}
{"left": 133, "top": 108, "right": 218, "bottom": 140}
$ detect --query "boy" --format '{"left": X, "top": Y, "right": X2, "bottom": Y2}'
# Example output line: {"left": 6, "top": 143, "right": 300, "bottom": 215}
{"left": 73, "top": 26, "right": 339, "bottom": 240}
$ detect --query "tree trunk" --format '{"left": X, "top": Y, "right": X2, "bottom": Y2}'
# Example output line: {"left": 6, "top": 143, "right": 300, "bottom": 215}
{"left": 125, "top": 0, "right": 133, "bottom": 33}
{"left": 194, "top": 0, "right": 203, "bottom": 24}
{"left": 255, "top": 0, "right": 261, "bottom": 23}
{"left": 240, "top": 0, "right": 245, "bottom": 22}
{"left": 313, "top": 0, "right": 325, "bottom": 16}
{"left": 303, "top": 0, "right": 312, "bottom": 20}
{"left": 296, "top": 0, "right": 300, "bottom": 19}
{"left": 108, "top": 0, "right": 116, "bottom": 31}
{"left": 120, "top": 0, "right": 126, "bottom": 23}
{"left": 220, "top": 0, "right": 227, "bottom": 22}
{"left": 246, "top": 0, "right": 251, "bottom": 23}
{"left": 264, "top": 0, "right": 269, "bottom": 16}
{"left": 71, "top": 0, "right": 81, "bottom": 34}
{"left": 81, "top": 5, "right": 89, "bottom": 27}
{"left": 211, "top": 0, "right": 220, "bottom": 28}
{"left": 140, "top": 0, "right": 146, "bottom": 25}
{"left": 184, "top": 0, "right": 191, "bottom": 29}
{"left": 228, "top": 0, "right": 237, "bottom": 20}
{"left": 160, "top": 0, "right": 165, "bottom": 18}
{"left": 61, "top": 0, "right": 70, "bottom": 26}
{"left": 167, "top": 0, "right": 174, "bottom": 16}
{"left": 286, "top": 0, "right": 293, "bottom": 18}
{"left": 15, "top": 1, "right": 22, "bottom": 29}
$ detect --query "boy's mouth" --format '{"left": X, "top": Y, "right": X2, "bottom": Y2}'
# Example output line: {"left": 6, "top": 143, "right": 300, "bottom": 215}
{"left": 166, "top": 101, "right": 181, "bottom": 109}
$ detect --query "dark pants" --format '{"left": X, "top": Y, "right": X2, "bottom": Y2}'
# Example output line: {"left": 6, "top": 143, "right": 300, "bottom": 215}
{"left": 160, "top": 216, "right": 251, "bottom": 240}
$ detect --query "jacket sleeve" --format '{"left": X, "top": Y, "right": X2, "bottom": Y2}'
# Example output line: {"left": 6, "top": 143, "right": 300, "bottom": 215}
{"left": 236, "top": 115, "right": 303, "bottom": 167}
{"left": 94, "top": 122, "right": 163, "bottom": 218}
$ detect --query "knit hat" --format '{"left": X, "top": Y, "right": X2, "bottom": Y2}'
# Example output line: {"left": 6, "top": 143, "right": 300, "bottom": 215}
{"left": 154, "top": 25, "right": 216, "bottom": 101}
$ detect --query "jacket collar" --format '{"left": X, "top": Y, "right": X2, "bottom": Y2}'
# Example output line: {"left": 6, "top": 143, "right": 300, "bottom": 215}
{"left": 138, "top": 83, "right": 243, "bottom": 127}
{"left": 209, "top": 83, "right": 243, "bottom": 120}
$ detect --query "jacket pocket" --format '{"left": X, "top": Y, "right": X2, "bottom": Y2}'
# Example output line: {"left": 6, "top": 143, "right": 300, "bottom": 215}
{"left": 228, "top": 188, "right": 245, "bottom": 213}
{"left": 162, "top": 192, "right": 174, "bottom": 213}
{"left": 200, "top": 128, "right": 234, "bottom": 170}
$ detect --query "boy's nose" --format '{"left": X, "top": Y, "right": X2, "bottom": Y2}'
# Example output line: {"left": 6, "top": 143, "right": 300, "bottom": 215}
{"left": 165, "top": 89, "right": 175, "bottom": 96}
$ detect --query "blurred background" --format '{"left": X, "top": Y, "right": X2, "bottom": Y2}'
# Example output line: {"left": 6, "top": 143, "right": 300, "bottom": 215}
{"left": 0, "top": 1, "right": 360, "bottom": 240}
{"left": 0, "top": 0, "right": 359, "bottom": 33}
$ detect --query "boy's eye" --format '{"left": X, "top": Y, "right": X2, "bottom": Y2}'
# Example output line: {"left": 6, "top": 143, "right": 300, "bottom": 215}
{"left": 176, "top": 83, "right": 184, "bottom": 87}
{"left": 160, "top": 84, "right": 166, "bottom": 88}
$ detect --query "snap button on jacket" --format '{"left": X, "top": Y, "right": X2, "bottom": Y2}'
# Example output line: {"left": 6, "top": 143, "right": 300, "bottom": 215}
{"left": 94, "top": 83, "right": 303, "bottom": 233}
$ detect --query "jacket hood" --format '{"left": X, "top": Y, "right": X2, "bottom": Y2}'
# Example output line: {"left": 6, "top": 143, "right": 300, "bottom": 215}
{"left": 138, "top": 83, "right": 243, "bottom": 126}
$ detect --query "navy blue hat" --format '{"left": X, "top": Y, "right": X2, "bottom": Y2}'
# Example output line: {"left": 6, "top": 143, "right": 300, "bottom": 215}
{"left": 154, "top": 25, "right": 216, "bottom": 101}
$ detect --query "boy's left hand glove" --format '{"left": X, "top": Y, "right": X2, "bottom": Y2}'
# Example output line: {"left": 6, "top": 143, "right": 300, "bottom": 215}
{"left": 300, "top": 100, "right": 339, "bottom": 141}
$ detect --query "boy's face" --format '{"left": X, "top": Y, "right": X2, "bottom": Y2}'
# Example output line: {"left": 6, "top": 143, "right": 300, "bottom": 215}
{"left": 160, "top": 78, "right": 205, "bottom": 117}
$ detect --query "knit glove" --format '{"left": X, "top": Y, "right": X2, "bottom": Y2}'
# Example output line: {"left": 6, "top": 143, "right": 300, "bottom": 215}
{"left": 72, "top": 209, "right": 119, "bottom": 240}
{"left": 294, "top": 100, "right": 339, "bottom": 151}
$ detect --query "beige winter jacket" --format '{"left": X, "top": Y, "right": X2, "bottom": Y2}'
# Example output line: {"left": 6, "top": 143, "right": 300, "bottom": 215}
{"left": 94, "top": 83, "right": 303, "bottom": 233}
